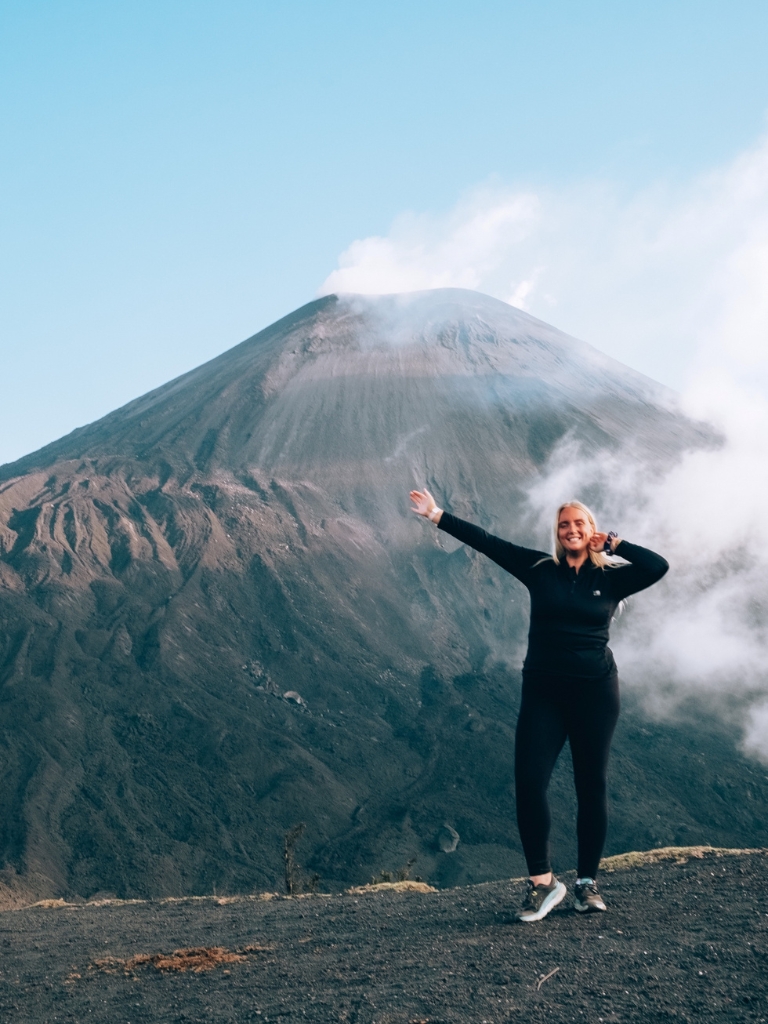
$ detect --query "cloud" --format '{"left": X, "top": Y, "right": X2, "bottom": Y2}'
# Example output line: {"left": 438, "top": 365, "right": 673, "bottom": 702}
{"left": 321, "top": 189, "right": 541, "bottom": 299}
{"left": 744, "top": 701, "right": 768, "bottom": 762}
{"left": 320, "top": 136, "right": 768, "bottom": 392}
{"left": 522, "top": 378, "right": 768, "bottom": 761}
{"left": 321, "top": 135, "right": 768, "bottom": 760}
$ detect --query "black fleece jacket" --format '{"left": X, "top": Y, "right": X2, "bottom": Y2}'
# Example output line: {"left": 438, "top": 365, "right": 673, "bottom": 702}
{"left": 438, "top": 512, "right": 669, "bottom": 678}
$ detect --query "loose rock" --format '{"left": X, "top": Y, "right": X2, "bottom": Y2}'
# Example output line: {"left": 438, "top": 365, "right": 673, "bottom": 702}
{"left": 437, "top": 823, "right": 460, "bottom": 853}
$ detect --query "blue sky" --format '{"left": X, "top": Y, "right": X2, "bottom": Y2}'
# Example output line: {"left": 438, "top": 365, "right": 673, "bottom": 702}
{"left": 2, "top": 1, "right": 768, "bottom": 465}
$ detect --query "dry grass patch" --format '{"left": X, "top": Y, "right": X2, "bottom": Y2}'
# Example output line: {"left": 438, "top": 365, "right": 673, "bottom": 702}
{"left": 24, "top": 892, "right": 285, "bottom": 911}
{"left": 347, "top": 880, "right": 437, "bottom": 895}
{"left": 90, "top": 943, "right": 272, "bottom": 976}
{"left": 601, "top": 845, "right": 768, "bottom": 871}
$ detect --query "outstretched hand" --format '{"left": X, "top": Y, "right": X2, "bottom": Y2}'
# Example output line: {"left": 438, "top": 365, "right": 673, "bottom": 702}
{"left": 409, "top": 488, "right": 440, "bottom": 521}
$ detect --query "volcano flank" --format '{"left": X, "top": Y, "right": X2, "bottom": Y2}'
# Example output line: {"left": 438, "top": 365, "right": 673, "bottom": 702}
{"left": 0, "top": 289, "right": 765, "bottom": 904}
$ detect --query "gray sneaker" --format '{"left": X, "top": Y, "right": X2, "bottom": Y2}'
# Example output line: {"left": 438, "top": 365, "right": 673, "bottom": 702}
{"left": 516, "top": 876, "right": 567, "bottom": 922}
{"left": 574, "top": 879, "right": 607, "bottom": 912}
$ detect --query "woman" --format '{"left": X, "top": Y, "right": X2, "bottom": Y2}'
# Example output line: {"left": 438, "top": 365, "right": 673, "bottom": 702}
{"left": 409, "top": 488, "right": 668, "bottom": 922}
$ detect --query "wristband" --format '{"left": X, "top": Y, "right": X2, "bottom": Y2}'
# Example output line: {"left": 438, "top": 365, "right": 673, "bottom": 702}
{"left": 603, "top": 531, "right": 618, "bottom": 554}
{"left": 428, "top": 507, "right": 443, "bottom": 524}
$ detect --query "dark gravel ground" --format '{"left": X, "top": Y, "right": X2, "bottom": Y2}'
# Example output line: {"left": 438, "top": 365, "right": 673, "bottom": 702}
{"left": 1, "top": 852, "right": 766, "bottom": 1024}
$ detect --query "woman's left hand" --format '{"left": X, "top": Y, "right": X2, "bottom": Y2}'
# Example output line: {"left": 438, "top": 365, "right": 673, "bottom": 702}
{"left": 590, "top": 532, "right": 620, "bottom": 553}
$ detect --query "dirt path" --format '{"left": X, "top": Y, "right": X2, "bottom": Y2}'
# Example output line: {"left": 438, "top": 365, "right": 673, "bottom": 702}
{"left": 0, "top": 851, "right": 766, "bottom": 1023}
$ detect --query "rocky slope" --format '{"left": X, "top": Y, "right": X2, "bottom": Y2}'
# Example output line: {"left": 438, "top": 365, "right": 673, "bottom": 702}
{"left": 0, "top": 289, "right": 763, "bottom": 902}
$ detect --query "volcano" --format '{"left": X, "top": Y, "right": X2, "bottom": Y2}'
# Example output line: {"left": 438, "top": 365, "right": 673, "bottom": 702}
{"left": 0, "top": 289, "right": 764, "bottom": 904}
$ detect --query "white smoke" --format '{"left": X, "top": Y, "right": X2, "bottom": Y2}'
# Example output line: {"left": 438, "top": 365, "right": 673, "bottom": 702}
{"left": 322, "top": 134, "right": 768, "bottom": 761}
{"left": 320, "top": 136, "right": 768, "bottom": 394}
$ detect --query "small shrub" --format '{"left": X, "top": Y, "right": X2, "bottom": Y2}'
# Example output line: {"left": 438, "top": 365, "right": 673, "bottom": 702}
{"left": 283, "top": 823, "right": 321, "bottom": 894}
{"left": 370, "top": 856, "right": 417, "bottom": 885}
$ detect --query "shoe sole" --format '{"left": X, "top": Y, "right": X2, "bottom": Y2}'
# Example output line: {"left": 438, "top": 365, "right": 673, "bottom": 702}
{"left": 516, "top": 881, "right": 567, "bottom": 922}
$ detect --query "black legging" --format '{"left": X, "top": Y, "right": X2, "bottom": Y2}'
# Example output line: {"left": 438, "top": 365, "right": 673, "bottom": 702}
{"left": 514, "top": 671, "right": 620, "bottom": 879}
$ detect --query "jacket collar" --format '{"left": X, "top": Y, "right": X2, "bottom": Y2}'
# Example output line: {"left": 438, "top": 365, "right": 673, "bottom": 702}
{"left": 559, "top": 556, "right": 594, "bottom": 577}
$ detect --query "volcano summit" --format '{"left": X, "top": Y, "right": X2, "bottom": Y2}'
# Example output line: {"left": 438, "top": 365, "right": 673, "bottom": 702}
{"left": 0, "top": 290, "right": 764, "bottom": 905}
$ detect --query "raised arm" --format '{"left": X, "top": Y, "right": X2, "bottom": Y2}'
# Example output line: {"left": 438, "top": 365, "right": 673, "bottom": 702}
{"left": 607, "top": 540, "right": 669, "bottom": 600}
{"left": 409, "top": 488, "right": 547, "bottom": 582}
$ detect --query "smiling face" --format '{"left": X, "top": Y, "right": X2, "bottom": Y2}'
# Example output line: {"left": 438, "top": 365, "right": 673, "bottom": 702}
{"left": 556, "top": 505, "right": 595, "bottom": 556}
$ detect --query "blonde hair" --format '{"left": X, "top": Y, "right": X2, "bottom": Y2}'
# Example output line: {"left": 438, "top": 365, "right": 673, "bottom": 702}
{"left": 552, "top": 500, "right": 611, "bottom": 569}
